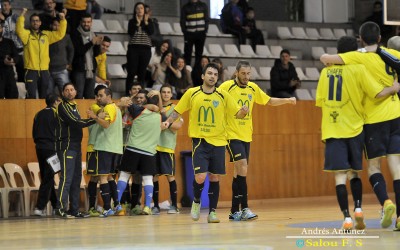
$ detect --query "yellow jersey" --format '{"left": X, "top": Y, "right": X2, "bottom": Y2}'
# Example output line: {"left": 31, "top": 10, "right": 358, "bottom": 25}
{"left": 219, "top": 80, "right": 270, "bottom": 142}
{"left": 316, "top": 64, "right": 383, "bottom": 140}
{"left": 174, "top": 86, "right": 240, "bottom": 146}
{"left": 339, "top": 48, "right": 400, "bottom": 124}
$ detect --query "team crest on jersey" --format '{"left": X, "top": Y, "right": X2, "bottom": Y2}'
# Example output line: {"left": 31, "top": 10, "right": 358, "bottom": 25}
{"left": 248, "top": 94, "right": 252, "bottom": 101}
{"left": 212, "top": 100, "right": 219, "bottom": 108}
{"left": 40, "top": 38, "right": 45, "bottom": 44}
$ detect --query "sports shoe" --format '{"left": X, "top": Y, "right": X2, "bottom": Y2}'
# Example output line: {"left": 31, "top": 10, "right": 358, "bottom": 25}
{"left": 100, "top": 209, "right": 115, "bottom": 217}
{"left": 167, "top": 205, "right": 180, "bottom": 214}
{"left": 55, "top": 209, "right": 74, "bottom": 219}
{"left": 73, "top": 211, "right": 90, "bottom": 218}
{"left": 115, "top": 204, "right": 125, "bottom": 216}
{"left": 341, "top": 217, "right": 353, "bottom": 231}
{"left": 228, "top": 211, "right": 242, "bottom": 221}
{"left": 88, "top": 207, "right": 100, "bottom": 217}
{"left": 207, "top": 211, "right": 220, "bottom": 223}
{"left": 131, "top": 205, "right": 142, "bottom": 215}
{"left": 394, "top": 217, "right": 400, "bottom": 231}
{"left": 151, "top": 207, "right": 160, "bottom": 215}
{"left": 381, "top": 199, "right": 396, "bottom": 228}
{"left": 142, "top": 206, "right": 152, "bottom": 215}
{"left": 354, "top": 208, "right": 366, "bottom": 230}
{"left": 191, "top": 201, "right": 201, "bottom": 221}
{"left": 241, "top": 208, "right": 258, "bottom": 221}
{"left": 34, "top": 208, "right": 46, "bottom": 217}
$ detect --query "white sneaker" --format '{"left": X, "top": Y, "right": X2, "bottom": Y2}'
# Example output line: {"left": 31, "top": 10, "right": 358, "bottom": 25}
{"left": 34, "top": 208, "right": 46, "bottom": 217}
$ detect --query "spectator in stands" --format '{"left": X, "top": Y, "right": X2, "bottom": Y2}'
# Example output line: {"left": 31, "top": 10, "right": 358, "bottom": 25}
{"left": 95, "top": 36, "right": 111, "bottom": 88}
{"left": 39, "top": 0, "right": 59, "bottom": 31}
{"left": 147, "top": 39, "right": 171, "bottom": 87}
{"left": 211, "top": 58, "right": 229, "bottom": 86}
{"left": 145, "top": 4, "right": 163, "bottom": 48}
{"left": 364, "top": 1, "right": 393, "bottom": 45}
{"left": 168, "top": 56, "right": 192, "bottom": 99}
{"left": 270, "top": 49, "right": 300, "bottom": 98}
{"left": 0, "top": 22, "right": 19, "bottom": 98}
{"left": 180, "top": 0, "right": 209, "bottom": 68}
{"left": 243, "top": 7, "right": 265, "bottom": 50}
{"left": 220, "top": 0, "right": 247, "bottom": 47}
{"left": 125, "top": 2, "right": 154, "bottom": 95}
{"left": 16, "top": 8, "right": 67, "bottom": 99}
{"left": 86, "top": 0, "right": 103, "bottom": 19}
{"left": 70, "top": 13, "right": 102, "bottom": 99}
{"left": 152, "top": 50, "right": 181, "bottom": 92}
{"left": 48, "top": 17, "right": 74, "bottom": 95}
{"left": 32, "top": 0, "right": 44, "bottom": 10}
{"left": 0, "top": 0, "right": 24, "bottom": 83}
{"left": 32, "top": 94, "right": 61, "bottom": 216}
{"left": 64, "top": 0, "right": 87, "bottom": 31}
{"left": 191, "top": 55, "right": 209, "bottom": 87}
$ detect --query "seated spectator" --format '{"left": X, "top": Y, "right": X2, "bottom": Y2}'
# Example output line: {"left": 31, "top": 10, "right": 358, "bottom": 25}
{"left": 220, "top": 0, "right": 246, "bottom": 46}
{"left": 211, "top": 58, "right": 229, "bottom": 86}
{"left": 270, "top": 49, "right": 300, "bottom": 98}
{"left": 0, "top": 22, "right": 19, "bottom": 98}
{"left": 152, "top": 51, "right": 181, "bottom": 92}
{"left": 167, "top": 56, "right": 192, "bottom": 99}
{"left": 243, "top": 7, "right": 264, "bottom": 50}
{"left": 95, "top": 36, "right": 111, "bottom": 88}
{"left": 146, "top": 40, "right": 170, "bottom": 87}
{"left": 191, "top": 55, "right": 209, "bottom": 87}
{"left": 86, "top": 0, "right": 103, "bottom": 19}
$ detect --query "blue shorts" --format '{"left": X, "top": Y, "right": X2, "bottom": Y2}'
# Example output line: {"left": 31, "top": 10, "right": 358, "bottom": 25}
{"left": 226, "top": 139, "right": 250, "bottom": 162}
{"left": 364, "top": 117, "right": 400, "bottom": 159}
{"left": 324, "top": 132, "right": 364, "bottom": 172}
{"left": 156, "top": 151, "right": 175, "bottom": 176}
{"left": 192, "top": 138, "right": 226, "bottom": 175}
{"left": 86, "top": 151, "right": 117, "bottom": 175}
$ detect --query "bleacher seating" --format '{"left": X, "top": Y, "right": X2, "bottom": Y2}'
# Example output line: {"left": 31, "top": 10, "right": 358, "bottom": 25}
{"left": 107, "top": 41, "right": 126, "bottom": 55}
{"left": 159, "top": 22, "right": 175, "bottom": 35}
{"left": 106, "top": 20, "right": 124, "bottom": 33}
{"left": 291, "top": 27, "right": 308, "bottom": 39}
{"left": 208, "top": 44, "right": 226, "bottom": 57}
{"left": 92, "top": 19, "right": 107, "bottom": 33}
{"left": 319, "top": 28, "right": 336, "bottom": 40}
{"left": 305, "top": 28, "right": 321, "bottom": 40}
{"left": 240, "top": 45, "right": 257, "bottom": 57}
{"left": 296, "top": 67, "right": 308, "bottom": 81}
{"left": 255, "top": 45, "right": 273, "bottom": 58}
{"left": 108, "top": 64, "right": 128, "bottom": 78}
{"left": 259, "top": 66, "right": 271, "bottom": 80}
{"left": 305, "top": 67, "right": 321, "bottom": 81}
{"left": 224, "top": 44, "right": 242, "bottom": 57}
{"left": 295, "top": 89, "right": 313, "bottom": 100}
{"left": 173, "top": 22, "right": 183, "bottom": 35}
{"left": 270, "top": 45, "right": 283, "bottom": 58}
{"left": 311, "top": 47, "right": 325, "bottom": 60}
{"left": 333, "top": 28, "right": 346, "bottom": 39}
{"left": 277, "top": 26, "right": 294, "bottom": 39}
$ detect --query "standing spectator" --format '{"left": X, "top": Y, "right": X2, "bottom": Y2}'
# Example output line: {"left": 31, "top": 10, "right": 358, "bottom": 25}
{"left": 0, "top": 23, "right": 18, "bottom": 98}
{"left": 39, "top": 0, "right": 59, "bottom": 31}
{"left": 165, "top": 63, "right": 249, "bottom": 223}
{"left": 16, "top": 8, "right": 67, "bottom": 99}
{"left": 243, "top": 7, "right": 265, "bottom": 51}
{"left": 32, "top": 94, "right": 61, "bottom": 216}
{"left": 168, "top": 56, "right": 192, "bottom": 99}
{"left": 270, "top": 49, "right": 300, "bottom": 98}
{"left": 144, "top": 4, "right": 162, "bottom": 48}
{"left": 64, "top": 0, "right": 87, "bottom": 31}
{"left": 151, "top": 51, "right": 181, "bottom": 91}
{"left": 86, "top": 0, "right": 103, "bottom": 19}
{"left": 191, "top": 55, "right": 209, "bottom": 87}
{"left": 220, "top": 0, "right": 246, "bottom": 46}
{"left": 180, "top": 0, "right": 209, "bottom": 68}
{"left": 125, "top": 2, "right": 154, "bottom": 95}
{"left": 55, "top": 82, "right": 96, "bottom": 218}
{"left": 48, "top": 17, "right": 74, "bottom": 95}
{"left": 0, "top": 0, "right": 24, "bottom": 83}
{"left": 95, "top": 36, "right": 111, "bottom": 88}
{"left": 364, "top": 1, "right": 393, "bottom": 45}
{"left": 70, "top": 13, "right": 102, "bottom": 99}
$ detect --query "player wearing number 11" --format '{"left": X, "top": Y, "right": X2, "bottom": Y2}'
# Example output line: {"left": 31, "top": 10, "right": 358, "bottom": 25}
{"left": 317, "top": 36, "right": 400, "bottom": 231}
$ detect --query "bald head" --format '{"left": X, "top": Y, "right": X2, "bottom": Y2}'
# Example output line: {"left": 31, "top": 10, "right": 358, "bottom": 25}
{"left": 387, "top": 36, "right": 400, "bottom": 51}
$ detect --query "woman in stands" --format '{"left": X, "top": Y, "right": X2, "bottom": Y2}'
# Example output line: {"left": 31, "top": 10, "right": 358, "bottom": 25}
{"left": 146, "top": 40, "right": 171, "bottom": 87}
{"left": 125, "top": 2, "right": 154, "bottom": 95}
{"left": 167, "top": 56, "right": 192, "bottom": 99}
{"left": 151, "top": 51, "right": 181, "bottom": 94}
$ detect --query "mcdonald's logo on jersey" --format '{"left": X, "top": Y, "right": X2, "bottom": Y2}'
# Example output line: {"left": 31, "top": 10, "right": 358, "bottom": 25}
{"left": 238, "top": 99, "right": 250, "bottom": 107}
{"left": 198, "top": 106, "right": 215, "bottom": 123}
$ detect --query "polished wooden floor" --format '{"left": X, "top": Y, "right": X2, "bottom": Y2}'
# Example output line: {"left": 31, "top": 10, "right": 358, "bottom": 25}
{"left": 1, "top": 194, "right": 399, "bottom": 250}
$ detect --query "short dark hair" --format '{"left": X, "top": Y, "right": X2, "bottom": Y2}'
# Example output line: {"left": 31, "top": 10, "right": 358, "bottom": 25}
{"left": 45, "top": 93, "right": 59, "bottom": 107}
{"left": 30, "top": 13, "right": 40, "bottom": 22}
{"left": 62, "top": 82, "right": 76, "bottom": 91}
{"left": 359, "top": 21, "right": 380, "bottom": 45}
{"left": 337, "top": 36, "right": 358, "bottom": 53}
{"left": 236, "top": 60, "right": 251, "bottom": 71}
{"left": 81, "top": 13, "right": 92, "bottom": 20}
{"left": 202, "top": 62, "right": 220, "bottom": 75}
{"left": 160, "top": 83, "right": 173, "bottom": 93}
{"left": 103, "top": 36, "right": 111, "bottom": 43}
{"left": 94, "top": 85, "right": 112, "bottom": 97}
{"left": 280, "top": 49, "right": 290, "bottom": 56}
{"left": 1, "top": 0, "right": 11, "bottom": 5}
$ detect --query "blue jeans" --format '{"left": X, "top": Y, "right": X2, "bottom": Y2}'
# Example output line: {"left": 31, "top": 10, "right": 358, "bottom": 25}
{"left": 48, "top": 69, "right": 70, "bottom": 95}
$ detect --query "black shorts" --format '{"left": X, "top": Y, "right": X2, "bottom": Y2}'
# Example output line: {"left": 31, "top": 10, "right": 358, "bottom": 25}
{"left": 324, "top": 132, "right": 364, "bottom": 172}
{"left": 364, "top": 117, "right": 400, "bottom": 159}
{"left": 192, "top": 138, "right": 226, "bottom": 175}
{"left": 119, "top": 149, "right": 156, "bottom": 176}
{"left": 156, "top": 151, "right": 175, "bottom": 176}
{"left": 86, "top": 151, "right": 116, "bottom": 175}
{"left": 226, "top": 139, "right": 250, "bottom": 162}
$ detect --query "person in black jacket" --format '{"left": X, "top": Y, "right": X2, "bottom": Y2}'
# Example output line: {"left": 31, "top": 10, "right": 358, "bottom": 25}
{"left": 55, "top": 82, "right": 96, "bottom": 218}
{"left": 0, "top": 23, "right": 19, "bottom": 98}
{"left": 270, "top": 49, "right": 301, "bottom": 98}
{"left": 32, "top": 94, "right": 61, "bottom": 216}
{"left": 70, "top": 13, "right": 102, "bottom": 99}
{"left": 180, "top": 0, "right": 209, "bottom": 68}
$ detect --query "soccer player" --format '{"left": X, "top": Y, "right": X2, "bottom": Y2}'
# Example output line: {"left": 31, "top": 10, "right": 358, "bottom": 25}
{"left": 219, "top": 60, "right": 296, "bottom": 221}
{"left": 165, "top": 62, "right": 249, "bottom": 223}
{"left": 85, "top": 86, "right": 123, "bottom": 217}
{"left": 317, "top": 36, "right": 400, "bottom": 231}
{"left": 152, "top": 84, "right": 184, "bottom": 215}
{"left": 321, "top": 22, "right": 400, "bottom": 230}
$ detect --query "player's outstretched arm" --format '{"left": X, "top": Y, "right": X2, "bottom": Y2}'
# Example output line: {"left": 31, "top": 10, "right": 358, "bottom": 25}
{"left": 268, "top": 97, "right": 296, "bottom": 106}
